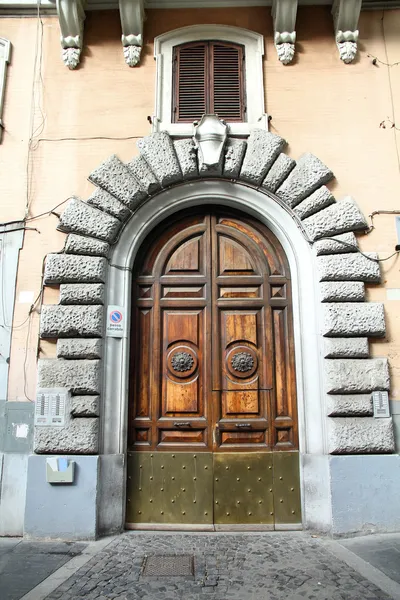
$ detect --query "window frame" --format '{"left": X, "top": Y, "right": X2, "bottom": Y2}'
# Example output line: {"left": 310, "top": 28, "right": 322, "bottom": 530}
{"left": 153, "top": 25, "right": 267, "bottom": 137}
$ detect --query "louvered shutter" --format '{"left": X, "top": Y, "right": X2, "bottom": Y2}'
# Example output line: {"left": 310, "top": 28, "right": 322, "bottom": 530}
{"left": 211, "top": 42, "right": 245, "bottom": 122}
{"left": 173, "top": 42, "right": 207, "bottom": 123}
{"left": 172, "top": 41, "right": 246, "bottom": 123}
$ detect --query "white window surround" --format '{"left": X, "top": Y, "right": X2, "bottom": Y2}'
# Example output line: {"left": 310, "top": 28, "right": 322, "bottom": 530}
{"left": 153, "top": 24, "right": 268, "bottom": 137}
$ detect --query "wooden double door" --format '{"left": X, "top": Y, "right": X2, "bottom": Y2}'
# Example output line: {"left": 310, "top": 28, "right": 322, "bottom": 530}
{"left": 126, "top": 209, "right": 301, "bottom": 529}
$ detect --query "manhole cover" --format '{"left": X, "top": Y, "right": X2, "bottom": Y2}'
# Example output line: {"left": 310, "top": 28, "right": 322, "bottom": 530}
{"left": 142, "top": 554, "right": 194, "bottom": 577}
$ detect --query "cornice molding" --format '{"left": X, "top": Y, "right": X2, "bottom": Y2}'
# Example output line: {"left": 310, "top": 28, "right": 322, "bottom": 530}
{"left": 119, "top": 0, "right": 144, "bottom": 67}
{"left": 56, "top": 0, "right": 86, "bottom": 69}
{"left": 272, "top": 0, "right": 298, "bottom": 65}
{"left": 332, "top": 0, "right": 362, "bottom": 64}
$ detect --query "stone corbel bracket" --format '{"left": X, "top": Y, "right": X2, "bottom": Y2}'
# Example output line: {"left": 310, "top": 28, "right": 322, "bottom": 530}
{"left": 119, "top": 0, "right": 145, "bottom": 67}
{"left": 56, "top": 0, "right": 86, "bottom": 70}
{"left": 272, "top": 0, "right": 298, "bottom": 65}
{"left": 332, "top": 0, "right": 362, "bottom": 64}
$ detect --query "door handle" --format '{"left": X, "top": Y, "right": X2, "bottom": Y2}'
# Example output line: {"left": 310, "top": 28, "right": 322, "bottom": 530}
{"left": 174, "top": 422, "right": 191, "bottom": 428}
{"left": 236, "top": 423, "right": 252, "bottom": 428}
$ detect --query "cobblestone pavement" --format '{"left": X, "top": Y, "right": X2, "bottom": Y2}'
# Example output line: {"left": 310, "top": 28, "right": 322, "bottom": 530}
{"left": 45, "top": 532, "right": 393, "bottom": 600}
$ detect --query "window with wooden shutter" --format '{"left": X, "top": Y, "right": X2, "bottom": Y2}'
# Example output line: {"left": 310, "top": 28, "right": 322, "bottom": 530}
{"left": 172, "top": 40, "right": 246, "bottom": 124}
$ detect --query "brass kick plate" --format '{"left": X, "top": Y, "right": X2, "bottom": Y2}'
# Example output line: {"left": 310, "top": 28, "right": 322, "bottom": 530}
{"left": 126, "top": 452, "right": 213, "bottom": 525}
{"left": 273, "top": 451, "right": 301, "bottom": 525}
{"left": 213, "top": 453, "right": 274, "bottom": 525}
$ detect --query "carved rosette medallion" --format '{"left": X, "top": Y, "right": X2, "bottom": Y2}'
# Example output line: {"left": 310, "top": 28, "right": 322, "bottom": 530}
{"left": 231, "top": 352, "right": 254, "bottom": 373}
{"left": 171, "top": 352, "right": 194, "bottom": 373}
{"left": 167, "top": 346, "right": 197, "bottom": 378}
{"left": 226, "top": 346, "right": 258, "bottom": 379}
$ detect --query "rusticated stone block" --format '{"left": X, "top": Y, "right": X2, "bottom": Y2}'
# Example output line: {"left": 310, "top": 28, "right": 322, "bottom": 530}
{"left": 137, "top": 132, "right": 182, "bottom": 187}
{"left": 320, "top": 282, "right": 365, "bottom": 303}
{"left": 314, "top": 232, "right": 357, "bottom": 256}
{"left": 41, "top": 305, "right": 103, "bottom": 339}
{"left": 328, "top": 417, "right": 395, "bottom": 454}
{"left": 276, "top": 153, "right": 333, "bottom": 207}
{"left": 322, "top": 303, "right": 385, "bottom": 338}
{"left": 302, "top": 197, "right": 368, "bottom": 241}
{"left": 58, "top": 198, "right": 121, "bottom": 243}
{"left": 325, "top": 358, "right": 390, "bottom": 394}
{"left": 60, "top": 283, "right": 105, "bottom": 305}
{"left": 71, "top": 395, "right": 100, "bottom": 417}
{"left": 324, "top": 338, "right": 369, "bottom": 359}
{"left": 317, "top": 253, "right": 380, "bottom": 283}
{"left": 327, "top": 394, "right": 373, "bottom": 417}
{"left": 89, "top": 155, "right": 147, "bottom": 209}
{"left": 240, "top": 130, "right": 286, "bottom": 185}
{"left": 44, "top": 255, "right": 107, "bottom": 285}
{"left": 262, "top": 153, "right": 295, "bottom": 193}
{"left": 224, "top": 139, "right": 247, "bottom": 179}
{"left": 86, "top": 188, "right": 132, "bottom": 222}
{"left": 34, "top": 418, "right": 99, "bottom": 454}
{"left": 294, "top": 186, "right": 335, "bottom": 220}
{"left": 173, "top": 139, "right": 198, "bottom": 180}
{"left": 126, "top": 154, "right": 160, "bottom": 195}
{"left": 64, "top": 234, "right": 109, "bottom": 257}
{"left": 38, "top": 359, "right": 101, "bottom": 395}
{"left": 57, "top": 338, "right": 102, "bottom": 360}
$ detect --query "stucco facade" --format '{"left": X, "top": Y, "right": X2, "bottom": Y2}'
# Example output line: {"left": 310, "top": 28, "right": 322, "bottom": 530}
{"left": 1, "top": 4, "right": 400, "bottom": 538}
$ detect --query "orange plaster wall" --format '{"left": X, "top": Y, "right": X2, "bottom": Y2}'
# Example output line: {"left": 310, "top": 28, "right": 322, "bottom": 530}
{"left": 1, "top": 7, "right": 400, "bottom": 402}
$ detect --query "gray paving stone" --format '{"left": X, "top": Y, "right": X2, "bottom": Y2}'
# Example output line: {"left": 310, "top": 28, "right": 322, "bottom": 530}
{"left": 42, "top": 533, "right": 392, "bottom": 600}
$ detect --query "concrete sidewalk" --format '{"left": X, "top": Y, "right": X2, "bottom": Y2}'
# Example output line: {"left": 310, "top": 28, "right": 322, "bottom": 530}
{"left": 0, "top": 532, "right": 399, "bottom": 600}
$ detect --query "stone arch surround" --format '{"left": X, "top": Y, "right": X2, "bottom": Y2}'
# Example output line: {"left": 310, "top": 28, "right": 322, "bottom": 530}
{"left": 35, "top": 128, "right": 395, "bottom": 462}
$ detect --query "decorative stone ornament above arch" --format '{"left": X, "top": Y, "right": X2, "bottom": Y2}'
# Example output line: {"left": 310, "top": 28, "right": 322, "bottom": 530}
{"left": 35, "top": 116, "right": 395, "bottom": 458}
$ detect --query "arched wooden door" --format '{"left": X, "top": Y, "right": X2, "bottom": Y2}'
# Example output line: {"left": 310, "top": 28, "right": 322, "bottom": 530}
{"left": 126, "top": 209, "right": 301, "bottom": 530}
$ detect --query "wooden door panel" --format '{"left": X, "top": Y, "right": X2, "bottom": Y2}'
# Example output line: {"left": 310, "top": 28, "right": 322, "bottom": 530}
{"left": 129, "top": 209, "right": 298, "bottom": 455}
{"left": 162, "top": 309, "right": 206, "bottom": 419}
{"left": 165, "top": 236, "right": 202, "bottom": 274}
{"left": 218, "top": 236, "right": 258, "bottom": 275}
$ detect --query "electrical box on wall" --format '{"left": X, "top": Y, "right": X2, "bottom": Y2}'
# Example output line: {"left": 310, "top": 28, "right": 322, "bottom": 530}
{"left": 46, "top": 457, "right": 75, "bottom": 484}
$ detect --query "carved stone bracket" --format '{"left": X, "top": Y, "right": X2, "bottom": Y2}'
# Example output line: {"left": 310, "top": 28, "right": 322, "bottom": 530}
{"left": 272, "top": 0, "right": 298, "bottom": 65}
{"left": 119, "top": 0, "right": 145, "bottom": 67}
{"left": 56, "top": 0, "right": 86, "bottom": 70}
{"left": 332, "top": 0, "right": 362, "bottom": 64}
